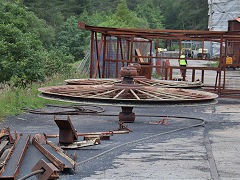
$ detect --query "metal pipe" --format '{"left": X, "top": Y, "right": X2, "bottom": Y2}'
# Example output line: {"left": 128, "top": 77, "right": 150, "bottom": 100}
{"left": 18, "top": 169, "right": 44, "bottom": 180}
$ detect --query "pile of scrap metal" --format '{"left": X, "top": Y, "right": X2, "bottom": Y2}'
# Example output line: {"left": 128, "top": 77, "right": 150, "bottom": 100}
{"left": 0, "top": 128, "right": 15, "bottom": 171}
{"left": 0, "top": 128, "right": 32, "bottom": 179}
{"left": 23, "top": 104, "right": 105, "bottom": 115}
{"left": 44, "top": 116, "right": 131, "bottom": 149}
{"left": 0, "top": 116, "right": 131, "bottom": 180}
{"left": 0, "top": 128, "right": 74, "bottom": 180}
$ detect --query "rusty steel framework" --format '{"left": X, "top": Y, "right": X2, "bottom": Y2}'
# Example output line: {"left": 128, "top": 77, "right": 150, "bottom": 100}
{"left": 78, "top": 22, "right": 240, "bottom": 99}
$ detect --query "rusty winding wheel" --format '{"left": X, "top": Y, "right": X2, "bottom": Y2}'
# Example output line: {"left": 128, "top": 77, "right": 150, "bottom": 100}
{"left": 65, "top": 63, "right": 202, "bottom": 88}
{"left": 65, "top": 78, "right": 121, "bottom": 85}
{"left": 39, "top": 84, "right": 215, "bottom": 105}
{"left": 39, "top": 66, "right": 217, "bottom": 123}
{"left": 65, "top": 78, "right": 203, "bottom": 88}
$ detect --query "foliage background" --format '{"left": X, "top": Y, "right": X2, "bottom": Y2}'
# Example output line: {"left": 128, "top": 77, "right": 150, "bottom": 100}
{"left": 0, "top": 0, "right": 209, "bottom": 87}
{"left": 0, "top": 0, "right": 209, "bottom": 118}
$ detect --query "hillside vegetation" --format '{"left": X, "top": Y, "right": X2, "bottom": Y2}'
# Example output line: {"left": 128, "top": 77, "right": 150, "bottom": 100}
{"left": 0, "top": 0, "right": 208, "bottom": 118}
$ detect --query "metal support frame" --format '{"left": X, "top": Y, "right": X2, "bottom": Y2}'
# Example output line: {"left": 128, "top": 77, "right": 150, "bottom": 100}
{"left": 79, "top": 22, "right": 240, "bottom": 98}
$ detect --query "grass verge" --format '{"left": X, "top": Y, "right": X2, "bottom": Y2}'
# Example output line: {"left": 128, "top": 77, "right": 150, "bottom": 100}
{"left": 0, "top": 71, "right": 85, "bottom": 120}
{"left": 204, "top": 61, "right": 219, "bottom": 68}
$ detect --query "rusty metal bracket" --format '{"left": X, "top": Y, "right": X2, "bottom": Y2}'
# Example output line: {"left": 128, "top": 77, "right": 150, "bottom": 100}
{"left": 149, "top": 116, "right": 169, "bottom": 125}
{"left": 31, "top": 159, "right": 59, "bottom": 180}
{"left": 54, "top": 116, "right": 78, "bottom": 145}
{"left": 32, "top": 134, "right": 75, "bottom": 171}
{"left": 0, "top": 134, "right": 30, "bottom": 179}
{"left": 7, "top": 128, "right": 13, "bottom": 144}
{"left": 115, "top": 121, "right": 133, "bottom": 132}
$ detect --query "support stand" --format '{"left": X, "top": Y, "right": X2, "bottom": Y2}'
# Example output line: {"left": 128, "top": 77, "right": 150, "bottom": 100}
{"left": 54, "top": 116, "right": 78, "bottom": 145}
{"left": 119, "top": 106, "right": 135, "bottom": 123}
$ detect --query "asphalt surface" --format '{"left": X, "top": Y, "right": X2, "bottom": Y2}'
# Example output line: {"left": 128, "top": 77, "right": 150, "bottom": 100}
{"left": 1, "top": 98, "right": 240, "bottom": 179}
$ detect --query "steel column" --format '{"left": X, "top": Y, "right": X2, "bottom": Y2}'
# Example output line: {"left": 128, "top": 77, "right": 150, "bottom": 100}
{"left": 93, "top": 33, "right": 103, "bottom": 78}
{"left": 90, "top": 31, "right": 94, "bottom": 78}
{"left": 130, "top": 36, "right": 134, "bottom": 63}
{"left": 102, "top": 35, "right": 107, "bottom": 78}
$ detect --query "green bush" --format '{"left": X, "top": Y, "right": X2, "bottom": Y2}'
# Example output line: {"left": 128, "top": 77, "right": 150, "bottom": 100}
{"left": 43, "top": 49, "right": 73, "bottom": 76}
{"left": 57, "top": 16, "right": 88, "bottom": 60}
{"left": 0, "top": 1, "right": 74, "bottom": 87}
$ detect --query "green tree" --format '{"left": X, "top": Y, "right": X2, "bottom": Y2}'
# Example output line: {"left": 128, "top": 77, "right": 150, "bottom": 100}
{"left": 23, "top": 0, "right": 65, "bottom": 29}
{"left": 57, "top": 16, "right": 87, "bottom": 60}
{"left": 160, "top": 0, "right": 208, "bottom": 30}
{"left": 127, "top": 0, "right": 146, "bottom": 11}
{"left": 0, "top": 1, "right": 73, "bottom": 87}
{"left": 99, "top": 0, "right": 149, "bottom": 29}
{"left": 135, "top": 0, "right": 164, "bottom": 29}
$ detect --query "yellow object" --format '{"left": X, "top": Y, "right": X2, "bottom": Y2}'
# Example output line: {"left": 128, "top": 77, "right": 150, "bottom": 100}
{"left": 179, "top": 55, "right": 187, "bottom": 65}
{"left": 158, "top": 48, "right": 164, "bottom": 52}
{"left": 226, "top": 57, "right": 233, "bottom": 64}
{"left": 198, "top": 48, "right": 208, "bottom": 54}
{"left": 180, "top": 55, "right": 185, "bottom": 58}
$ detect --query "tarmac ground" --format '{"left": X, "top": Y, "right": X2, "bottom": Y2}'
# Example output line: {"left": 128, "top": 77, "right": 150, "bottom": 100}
{"left": 1, "top": 97, "right": 240, "bottom": 180}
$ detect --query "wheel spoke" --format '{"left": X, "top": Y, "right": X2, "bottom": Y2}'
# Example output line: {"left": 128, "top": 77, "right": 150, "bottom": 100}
{"left": 113, "top": 89, "right": 125, "bottom": 99}
{"left": 89, "top": 89, "right": 116, "bottom": 97}
{"left": 135, "top": 89, "right": 163, "bottom": 100}
{"left": 130, "top": 89, "right": 140, "bottom": 100}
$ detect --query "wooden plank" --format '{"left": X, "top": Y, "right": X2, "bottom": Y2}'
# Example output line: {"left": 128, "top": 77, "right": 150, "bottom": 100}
{"left": 0, "top": 129, "right": 8, "bottom": 139}
{"left": 135, "top": 49, "right": 144, "bottom": 63}
{"left": 60, "top": 139, "right": 100, "bottom": 149}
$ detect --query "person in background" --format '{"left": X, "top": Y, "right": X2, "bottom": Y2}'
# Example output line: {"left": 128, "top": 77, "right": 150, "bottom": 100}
{"left": 179, "top": 54, "right": 187, "bottom": 80}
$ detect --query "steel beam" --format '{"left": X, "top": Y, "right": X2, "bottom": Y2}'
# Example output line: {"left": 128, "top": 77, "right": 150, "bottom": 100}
{"left": 32, "top": 135, "right": 75, "bottom": 171}
{"left": 0, "top": 134, "right": 30, "bottom": 180}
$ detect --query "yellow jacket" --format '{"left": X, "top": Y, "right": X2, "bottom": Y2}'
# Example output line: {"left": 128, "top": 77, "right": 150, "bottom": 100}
{"left": 179, "top": 55, "right": 187, "bottom": 65}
